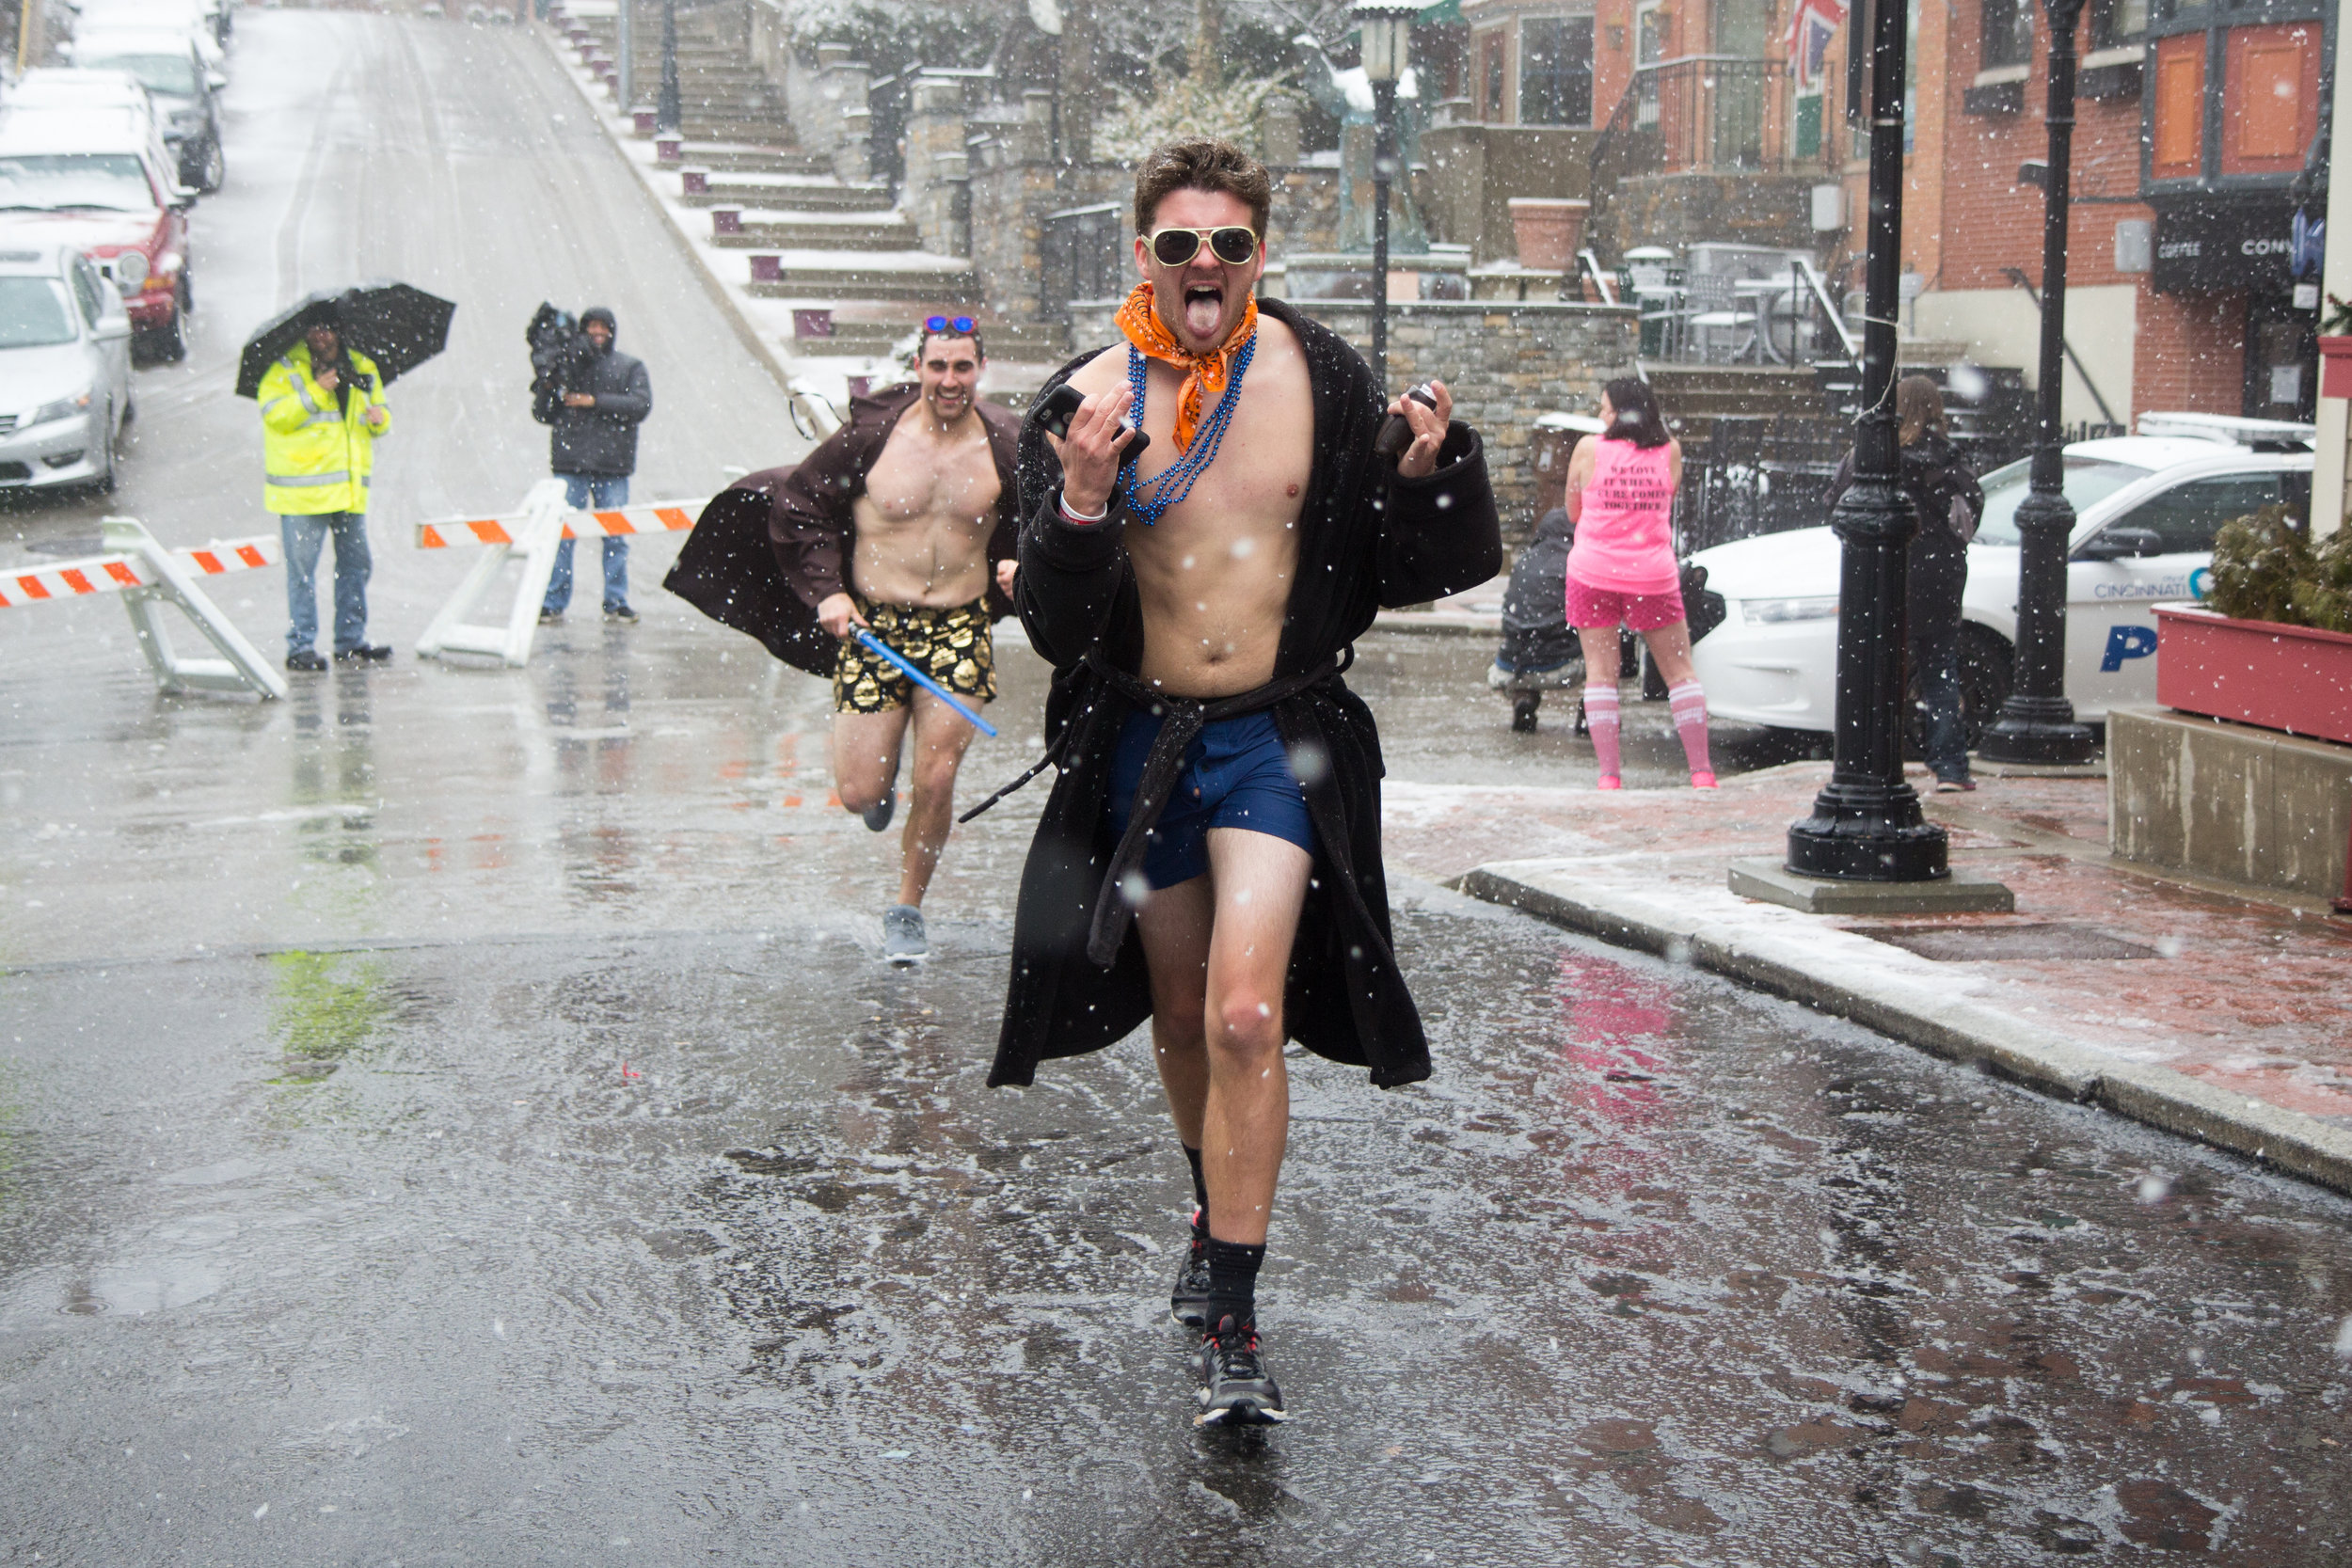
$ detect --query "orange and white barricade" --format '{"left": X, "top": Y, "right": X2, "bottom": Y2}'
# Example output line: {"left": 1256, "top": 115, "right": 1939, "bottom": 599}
{"left": 0, "top": 517, "right": 287, "bottom": 699}
{"left": 411, "top": 482, "right": 713, "bottom": 668}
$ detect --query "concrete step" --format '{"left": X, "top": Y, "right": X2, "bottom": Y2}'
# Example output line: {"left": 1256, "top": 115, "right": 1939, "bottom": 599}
{"left": 740, "top": 256, "right": 977, "bottom": 304}
{"left": 1642, "top": 364, "right": 1820, "bottom": 418}
{"left": 662, "top": 142, "right": 830, "bottom": 175}
{"left": 709, "top": 213, "right": 919, "bottom": 249}
{"left": 695, "top": 182, "right": 897, "bottom": 217}
{"left": 789, "top": 315, "right": 1070, "bottom": 360}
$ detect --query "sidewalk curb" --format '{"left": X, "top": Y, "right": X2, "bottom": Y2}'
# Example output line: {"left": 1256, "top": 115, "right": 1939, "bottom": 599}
{"left": 535, "top": 24, "right": 800, "bottom": 400}
{"left": 1459, "top": 860, "right": 2352, "bottom": 1198}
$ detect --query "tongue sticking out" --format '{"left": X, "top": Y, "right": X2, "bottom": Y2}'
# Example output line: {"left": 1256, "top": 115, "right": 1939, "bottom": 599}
{"left": 1183, "top": 285, "right": 1225, "bottom": 341}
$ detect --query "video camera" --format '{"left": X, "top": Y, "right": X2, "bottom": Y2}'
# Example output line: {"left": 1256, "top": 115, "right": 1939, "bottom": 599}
{"left": 525, "top": 301, "right": 595, "bottom": 402}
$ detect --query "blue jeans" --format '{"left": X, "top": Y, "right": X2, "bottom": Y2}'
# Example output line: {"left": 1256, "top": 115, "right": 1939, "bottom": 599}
{"left": 1910, "top": 620, "right": 1970, "bottom": 783}
{"left": 280, "top": 511, "right": 371, "bottom": 655}
{"left": 545, "top": 473, "right": 629, "bottom": 613}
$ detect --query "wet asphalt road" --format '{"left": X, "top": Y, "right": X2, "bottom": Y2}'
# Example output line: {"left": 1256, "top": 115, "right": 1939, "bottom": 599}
{"left": 6, "top": 12, "right": 2352, "bottom": 1564}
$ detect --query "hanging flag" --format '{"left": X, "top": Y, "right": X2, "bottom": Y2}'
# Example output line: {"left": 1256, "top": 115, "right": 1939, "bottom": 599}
{"left": 1788, "top": 0, "right": 1848, "bottom": 90}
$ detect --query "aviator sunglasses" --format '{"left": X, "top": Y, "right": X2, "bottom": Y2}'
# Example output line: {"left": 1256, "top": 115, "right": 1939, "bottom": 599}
{"left": 925, "top": 314, "right": 979, "bottom": 334}
{"left": 1146, "top": 226, "right": 1260, "bottom": 267}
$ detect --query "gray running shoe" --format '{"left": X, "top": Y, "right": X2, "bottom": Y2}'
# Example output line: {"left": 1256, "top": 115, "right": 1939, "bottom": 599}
{"left": 860, "top": 782, "right": 897, "bottom": 832}
{"left": 1195, "top": 1314, "right": 1287, "bottom": 1427}
{"left": 882, "top": 903, "right": 928, "bottom": 964}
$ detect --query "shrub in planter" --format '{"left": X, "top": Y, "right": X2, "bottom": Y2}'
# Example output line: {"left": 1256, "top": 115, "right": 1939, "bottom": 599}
{"left": 2204, "top": 505, "right": 2352, "bottom": 633}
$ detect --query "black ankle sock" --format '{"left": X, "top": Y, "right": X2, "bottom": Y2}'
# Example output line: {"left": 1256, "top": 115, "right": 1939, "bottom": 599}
{"left": 1203, "top": 1238, "right": 1264, "bottom": 1332}
{"left": 1184, "top": 1145, "right": 1209, "bottom": 1235}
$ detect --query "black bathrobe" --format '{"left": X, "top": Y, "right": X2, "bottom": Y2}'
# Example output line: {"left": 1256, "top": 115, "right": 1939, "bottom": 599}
{"left": 988, "top": 297, "right": 1502, "bottom": 1091}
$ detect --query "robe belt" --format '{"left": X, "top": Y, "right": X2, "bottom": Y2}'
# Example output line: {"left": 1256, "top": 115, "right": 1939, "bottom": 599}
{"left": 1078, "top": 648, "right": 1342, "bottom": 968}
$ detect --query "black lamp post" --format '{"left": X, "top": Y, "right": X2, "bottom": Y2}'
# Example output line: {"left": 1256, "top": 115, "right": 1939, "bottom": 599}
{"left": 1354, "top": 0, "right": 1415, "bottom": 388}
{"left": 1978, "top": 0, "right": 2098, "bottom": 765}
{"left": 656, "top": 0, "right": 682, "bottom": 136}
{"left": 1785, "top": 0, "right": 1949, "bottom": 880}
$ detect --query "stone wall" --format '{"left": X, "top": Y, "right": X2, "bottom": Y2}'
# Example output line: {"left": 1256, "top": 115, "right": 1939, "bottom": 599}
{"left": 2109, "top": 705, "right": 2352, "bottom": 902}
{"left": 1610, "top": 171, "right": 1816, "bottom": 256}
{"left": 1069, "top": 296, "right": 1637, "bottom": 540}
{"left": 1420, "top": 125, "right": 1598, "bottom": 266}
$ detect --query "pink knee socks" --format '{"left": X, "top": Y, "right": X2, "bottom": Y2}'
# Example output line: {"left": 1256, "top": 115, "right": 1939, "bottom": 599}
{"left": 1670, "top": 680, "right": 1714, "bottom": 784}
{"left": 1584, "top": 683, "right": 1621, "bottom": 784}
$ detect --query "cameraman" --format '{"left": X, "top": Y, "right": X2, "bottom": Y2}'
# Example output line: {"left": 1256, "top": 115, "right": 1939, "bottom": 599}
{"left": 532, "top": 306, "right": 652, "bottom": 624}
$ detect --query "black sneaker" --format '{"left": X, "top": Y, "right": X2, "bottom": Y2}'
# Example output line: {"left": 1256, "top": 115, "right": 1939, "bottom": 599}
{"left": 538, "top": 609, "right": 564, "bottom": 626}
{"left": 334, "top": 644, "right": 392, "bottom": 664}
{"left": 285, "top": 648, "right": 327, "bottom": 673}
{"left": 1195, "top": 1314, "right": 1287, "bottom": 1427}
{"left": 604, "top": 605, "right": 639, "bottom": 624}
{"left": 1169, "top": 1221, "right": 1212, "bottom": 1329}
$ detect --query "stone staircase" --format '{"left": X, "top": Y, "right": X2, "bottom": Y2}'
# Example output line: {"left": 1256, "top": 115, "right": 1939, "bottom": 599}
{"left": 1641, "top": 364, "right": 1827, "bottom": 444}
{"left": 548, "top": 2, "right": 1065, "bottom": 363}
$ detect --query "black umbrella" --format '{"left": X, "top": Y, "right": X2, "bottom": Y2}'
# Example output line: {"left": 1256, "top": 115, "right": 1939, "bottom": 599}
{"left": 236, "top": 282, "right": 456, "bottom": 399}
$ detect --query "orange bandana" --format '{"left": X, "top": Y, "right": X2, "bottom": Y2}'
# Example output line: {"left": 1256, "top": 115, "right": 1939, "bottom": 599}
{"left": 1114, "top": 281, "right": 1260, "bottom": 452}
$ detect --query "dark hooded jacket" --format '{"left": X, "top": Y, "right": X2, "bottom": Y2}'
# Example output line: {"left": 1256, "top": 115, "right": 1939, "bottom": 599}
{"left": 662, "top": 381, "right": 1024, "bottom": 676}
{"left": 990, "top": 297, "right": 1502, "bottom": 1092}
{"left": 535, "top": 308, "right": 652, "bottom": 478}
{"left": 1499, "top": 506, "right": 1578, "bottom": 671}
{"left": 1826, "top": 430, "right": 1985, "bottom": 630}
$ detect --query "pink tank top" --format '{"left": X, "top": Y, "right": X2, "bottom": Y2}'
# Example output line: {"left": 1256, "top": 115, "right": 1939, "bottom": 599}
{"left": 1566, "top": 436, "right": 1679, "bottom": 594}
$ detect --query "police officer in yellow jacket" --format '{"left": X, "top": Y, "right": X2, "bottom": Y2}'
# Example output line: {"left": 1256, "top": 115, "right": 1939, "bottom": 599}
{"left": 259, "top": 320, "right": 392, "bottom": 670}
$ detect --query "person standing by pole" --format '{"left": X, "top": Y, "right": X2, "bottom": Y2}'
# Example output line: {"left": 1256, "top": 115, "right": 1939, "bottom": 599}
{"left": 259, "top": 318, "right": 391, "bottom": 671}
{"left": 535, "top": 307, "right": 651, "bottom": 625}
{"left": 1825, "top": 376, "right": 1985, "bottom": 792}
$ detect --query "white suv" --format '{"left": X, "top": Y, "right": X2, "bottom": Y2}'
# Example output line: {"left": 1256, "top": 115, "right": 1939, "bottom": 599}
{"left": 1687, "top": 416, "right": 2314, "bottom": 742}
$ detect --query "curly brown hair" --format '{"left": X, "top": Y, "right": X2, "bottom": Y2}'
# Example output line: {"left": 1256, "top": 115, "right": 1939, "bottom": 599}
{"left": 1132, "top": 137, "right": 1273, "bottom": 238}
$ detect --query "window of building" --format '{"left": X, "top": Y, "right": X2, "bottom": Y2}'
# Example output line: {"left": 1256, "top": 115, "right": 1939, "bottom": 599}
{"left": 1520, "top": 16, "right": 1595, "bottom": 125}
{"left": 2090, "top": 0, "right": 2150, "bottom": 49}
{"left": 1981, "top": 0, "right": 2035, "bottom": 71}
{"left": 2150, "top": 33, "right": 2206, "bottom": 179}
{"left": 1480, "top": 29, "right": 1509, "bottom": 122}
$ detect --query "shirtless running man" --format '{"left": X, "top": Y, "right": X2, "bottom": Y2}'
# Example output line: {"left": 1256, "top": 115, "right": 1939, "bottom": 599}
{"left": 768, "top": 321, "right": 1021, "bottom": 962}
{"left": 990, "top": 139, "right": 1501, "bottom": 1424}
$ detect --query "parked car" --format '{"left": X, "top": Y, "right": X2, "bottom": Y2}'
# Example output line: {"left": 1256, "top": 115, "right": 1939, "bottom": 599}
{"left": 65, "top": 26, "right": 225, "bottom": 192}
{"left": 0, "top": 239, "right": 135, "bottom": 493}
{"left": 3, "top": 68, "right": 190, "bottom": 190}
{"left": 70, "top": 0, "right": 228, "bottom": 71}
{"left": 1686, "top": 416, "right": 2315, "bottom": 747}
{"left": 0, "top": 104, "right": 195, "bottom": 361}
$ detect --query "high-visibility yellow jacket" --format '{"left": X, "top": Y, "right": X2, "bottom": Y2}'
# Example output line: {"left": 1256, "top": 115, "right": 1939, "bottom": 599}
{"left": 258, "top": 343, "right": 391, "bottom": 515}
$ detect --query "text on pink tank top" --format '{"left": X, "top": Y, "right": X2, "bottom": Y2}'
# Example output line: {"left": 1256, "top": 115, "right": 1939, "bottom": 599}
{"left": 1566, "top": 436, "right": 1679, "bottom": 595}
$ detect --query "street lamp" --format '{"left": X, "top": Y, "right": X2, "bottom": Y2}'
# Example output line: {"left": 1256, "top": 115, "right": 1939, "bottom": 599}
{"left": 1978, "top": 0, "right": 2098, "bottom": 765}
{"left": 1353, "top": 0, "right": 1416, "bottom": 388}
{"left": 656, "top": 0, "right": 682, "bottom": 136}
{"left": 1784, "top": 0, "right": 1949, "bottom": 880}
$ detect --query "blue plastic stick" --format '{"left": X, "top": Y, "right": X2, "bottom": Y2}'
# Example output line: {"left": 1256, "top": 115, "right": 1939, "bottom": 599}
{"left": 855, "top": 629, "right": 999, "bottom": 736}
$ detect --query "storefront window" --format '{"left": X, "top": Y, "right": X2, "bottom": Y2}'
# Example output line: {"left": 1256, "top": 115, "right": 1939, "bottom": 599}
{"left": 2090, "top": 0, "right": 2150, "bottom": 48}
{"left": 1982, "top": 0, "right": 2035, "bottom": 70}
{"left": 1521, "top": 16, "right": 1596, "bottom": 124}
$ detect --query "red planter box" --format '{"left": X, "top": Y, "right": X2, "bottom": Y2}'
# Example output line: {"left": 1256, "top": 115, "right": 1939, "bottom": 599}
{"left": 2155, "top": 605, "right": 2352, "bottom": 745}
{"left": 2323, "top": 335, "right": 2352, "bottom": 400}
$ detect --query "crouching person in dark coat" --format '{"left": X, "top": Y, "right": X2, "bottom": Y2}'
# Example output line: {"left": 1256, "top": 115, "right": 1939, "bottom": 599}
{"left": 986, "top": 136, "right": 1501, "bottom": 1427}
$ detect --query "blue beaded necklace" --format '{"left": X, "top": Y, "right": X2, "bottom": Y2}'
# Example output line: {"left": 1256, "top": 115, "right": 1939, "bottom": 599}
{"left": 1121, "top": 335, "right": 1256, "bottom": 527}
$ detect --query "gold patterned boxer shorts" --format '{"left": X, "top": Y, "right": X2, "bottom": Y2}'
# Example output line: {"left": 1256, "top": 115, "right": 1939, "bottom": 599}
{"left": 832, "top": 595, "right": 997, "bottom": 714}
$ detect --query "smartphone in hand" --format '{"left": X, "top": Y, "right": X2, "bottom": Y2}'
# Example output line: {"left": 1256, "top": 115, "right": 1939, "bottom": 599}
{"left": 1035, "top": 383, "right": 1151, "bottom": 460}
{"left": 1375, "top": 384, "right": 1441, "bottom": 460}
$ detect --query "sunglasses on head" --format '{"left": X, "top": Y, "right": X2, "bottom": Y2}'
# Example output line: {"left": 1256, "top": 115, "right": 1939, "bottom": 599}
{"left": 1146, "top": 227, "right": 1260, "bottom": 268}
{"left": 925, "top": 314, "right": 978, "bottom": 335}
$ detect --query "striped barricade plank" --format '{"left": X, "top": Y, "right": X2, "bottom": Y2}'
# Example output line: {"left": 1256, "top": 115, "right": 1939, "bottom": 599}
{"left": 0, "top": 535, "right": 280, "bottom": 610}
{"left": 413, "top": 499, "right": 709, "bottom": 547}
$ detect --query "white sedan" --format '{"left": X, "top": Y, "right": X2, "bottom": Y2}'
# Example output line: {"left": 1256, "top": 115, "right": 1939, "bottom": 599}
{"left": 1686, "top": 420, "right": 2313, "bottom": 743}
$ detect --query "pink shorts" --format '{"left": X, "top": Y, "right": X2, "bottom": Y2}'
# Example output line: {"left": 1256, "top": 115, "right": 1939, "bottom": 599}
{"left": 1565, "top": 576, "right": 1686, "bottom": 633}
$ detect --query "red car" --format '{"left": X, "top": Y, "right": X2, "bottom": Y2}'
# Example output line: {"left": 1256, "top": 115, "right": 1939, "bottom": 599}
{"left": 0, "top": 103, "right": 194, "bottom": 360}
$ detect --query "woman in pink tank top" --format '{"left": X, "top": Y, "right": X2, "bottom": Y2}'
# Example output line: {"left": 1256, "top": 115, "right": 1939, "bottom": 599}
{"left": 1561, "top": 377, "right": 1714, "bottom": 789}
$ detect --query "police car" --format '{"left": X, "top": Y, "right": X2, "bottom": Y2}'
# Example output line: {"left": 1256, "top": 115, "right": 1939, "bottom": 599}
{"left": 1686, "top": 413, "right": 2314, "bottom": 744}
